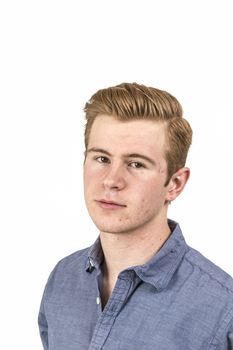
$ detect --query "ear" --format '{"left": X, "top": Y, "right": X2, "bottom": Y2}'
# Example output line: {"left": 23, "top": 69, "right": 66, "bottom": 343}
{"left": 165, "top": 167, "right": 190, "bottom": 202}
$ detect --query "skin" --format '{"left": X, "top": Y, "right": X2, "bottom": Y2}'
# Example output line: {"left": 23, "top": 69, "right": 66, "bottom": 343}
{"left": 84, "top": 114, "right": 189, "bottom": 306}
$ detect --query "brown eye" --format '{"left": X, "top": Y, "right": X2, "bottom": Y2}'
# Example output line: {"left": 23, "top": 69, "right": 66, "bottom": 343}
{"left": 129, "top": 162, "right": 144, "bottom": 169}
{"left": 96, "top": 156, "right": 110, "bottom": 164}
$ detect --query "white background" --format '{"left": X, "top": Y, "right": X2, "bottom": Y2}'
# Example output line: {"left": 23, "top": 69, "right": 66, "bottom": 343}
{"left": 0, "top": 0, "right": 233, "bottom": 348}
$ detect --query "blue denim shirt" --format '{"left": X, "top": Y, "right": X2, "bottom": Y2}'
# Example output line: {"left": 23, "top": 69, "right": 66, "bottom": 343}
{"left": 38, "top": 220, "right": 233, "bottom": 349}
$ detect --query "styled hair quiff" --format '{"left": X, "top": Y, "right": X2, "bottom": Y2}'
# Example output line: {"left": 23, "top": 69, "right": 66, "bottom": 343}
{"left": 84, "top": 82, "right": 192, "bottom": 185}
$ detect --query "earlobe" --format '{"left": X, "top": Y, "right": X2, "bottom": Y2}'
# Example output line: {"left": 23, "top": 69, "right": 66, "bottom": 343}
{"left": 166, "top": 167, "right": 190, "bottom": 202}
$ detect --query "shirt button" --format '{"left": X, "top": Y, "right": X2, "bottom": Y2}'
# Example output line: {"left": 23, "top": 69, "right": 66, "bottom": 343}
{"left": 96, "top": 297, "right": 100, "bottom": 305}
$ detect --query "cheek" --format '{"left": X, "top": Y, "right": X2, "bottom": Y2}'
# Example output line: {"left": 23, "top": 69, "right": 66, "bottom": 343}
{"left": 84, "top": 162, "right": 105, "bottom": 180}
{"left": 84, "top": 164, "right": 98, "bottom": 185}
{"left": 84, "top": 166, "right": 104, "bottom": 199}
{"left": 133, "top": 184, "right": 153, "bottom": 211}
{"left": 84, "top": 168, "right": 95, "bottom": 197}
{"left": 83, "top": 170, "right": 90, "bottom": 190}
{"left": 84, "top": 169, "right": 92, "bottom": 183}
{"left": 136, "top": 180, "right": 166, "bottom": 208}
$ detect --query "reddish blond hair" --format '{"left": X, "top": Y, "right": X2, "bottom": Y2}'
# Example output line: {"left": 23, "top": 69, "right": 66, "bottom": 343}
{"left": 84, "top": 82, "right": 192, "bottom": 185}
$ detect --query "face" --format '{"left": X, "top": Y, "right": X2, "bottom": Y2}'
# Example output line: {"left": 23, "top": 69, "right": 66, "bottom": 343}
{"left": 84, "top": 115, "right": 172, "bottom": 235}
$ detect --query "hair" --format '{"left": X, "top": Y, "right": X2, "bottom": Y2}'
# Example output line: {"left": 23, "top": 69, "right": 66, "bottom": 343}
{"left": 84, "top": 82, "right": 192, "bottom": 186}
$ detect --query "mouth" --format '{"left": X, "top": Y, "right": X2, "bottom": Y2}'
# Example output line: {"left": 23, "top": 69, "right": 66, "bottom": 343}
{"left": 95, "top": 199, "right": 127, "bottom": 210}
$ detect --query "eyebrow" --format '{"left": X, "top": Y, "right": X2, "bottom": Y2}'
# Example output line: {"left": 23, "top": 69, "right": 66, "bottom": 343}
{"left": 87, "top": 147, "right": 156, "bottom": 166}
{"left": 87, "top": 148, "right": 111, "bottom": 156}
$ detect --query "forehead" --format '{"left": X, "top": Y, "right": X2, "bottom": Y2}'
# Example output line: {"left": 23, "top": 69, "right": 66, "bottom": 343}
{"left": 88, "top": 115, "right": 167, "bottom": 158}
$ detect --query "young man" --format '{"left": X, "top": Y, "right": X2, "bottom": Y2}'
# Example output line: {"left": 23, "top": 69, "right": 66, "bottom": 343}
{"left": 38, "top": 83, "right": 233, "bottom": 349}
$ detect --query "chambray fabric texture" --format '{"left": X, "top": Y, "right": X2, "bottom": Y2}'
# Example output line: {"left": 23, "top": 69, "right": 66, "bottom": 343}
{"left": 38, "top": 220, "right": 233, "bottom": 350}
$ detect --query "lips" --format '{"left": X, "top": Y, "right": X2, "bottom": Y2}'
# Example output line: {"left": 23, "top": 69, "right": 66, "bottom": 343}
{"left": 96, "top": 199, "right": 126, "bottom": 209}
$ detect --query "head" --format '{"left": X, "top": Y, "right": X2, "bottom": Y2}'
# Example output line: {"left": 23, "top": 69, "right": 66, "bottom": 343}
{"left": 84, "top": 82, "right": 192, "bottom": 186}
{"left": 83, "top": 83, "right": 192, "bottom": 235}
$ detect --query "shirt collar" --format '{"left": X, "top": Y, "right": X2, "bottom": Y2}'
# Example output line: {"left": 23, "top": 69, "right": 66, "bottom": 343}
{"left": 86, "top": 236, "right": 103, "bottom": 272}
{"left": 86, "top": 220, "right": 189, "bottom": 291}
{"left": 132, "top": 220, "right": 189, "bottom": 291}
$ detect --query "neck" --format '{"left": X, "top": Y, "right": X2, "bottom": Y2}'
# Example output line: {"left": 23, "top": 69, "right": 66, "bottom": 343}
{"left": 100, "top": 220, "right": 171, "bottom": 281}
{"left": 100, "top": 220, "right": 171, "bottom": 307}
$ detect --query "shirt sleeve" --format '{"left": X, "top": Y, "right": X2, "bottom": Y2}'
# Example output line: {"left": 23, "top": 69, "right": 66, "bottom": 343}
{"left": 38, "top": 296, "right": 49, "bottom": 350}
{"left": 214, "top": 309, "right": 233, "bottom": 349}
{"left": 223, "top": 313, "right": 233, "bottom": 349}
{"left": 38, "top": 261, "right": 61, "bottom": 349}
{"left": 226, "top": 322, "right": 233, "bottom": 349}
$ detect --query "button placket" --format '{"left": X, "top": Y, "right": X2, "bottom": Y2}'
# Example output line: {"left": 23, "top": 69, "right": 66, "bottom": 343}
{"left": 89, "top": 275, "right": 133, "bottom": 350}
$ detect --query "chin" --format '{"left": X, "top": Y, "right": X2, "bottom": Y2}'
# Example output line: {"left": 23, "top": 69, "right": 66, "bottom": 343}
{"left": 92, "top": 219, "right": 128, "bottom": 234}
{"left": 94, "top": 224, "right": 122, "bottom": 234}
{"left": 94, "top": 220, "right": 143, "bottom": 235}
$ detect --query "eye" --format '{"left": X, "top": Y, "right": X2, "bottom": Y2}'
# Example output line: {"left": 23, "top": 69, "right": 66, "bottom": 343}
{"left": 128, "top": 161, "right": 145, "bottom": 169}
{"left": 95, "top": 156, "right": 110, "bottom": 164}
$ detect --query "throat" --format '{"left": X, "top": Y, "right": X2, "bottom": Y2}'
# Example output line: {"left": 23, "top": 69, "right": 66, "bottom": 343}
{"left": 100, "top": 273, "right": 117, "bottom": 309}
{"left": 99, "top": 223, "right": 172, "bottom": 307}
{"left": 100, "top": 224, "right": 171, "bottom": 273}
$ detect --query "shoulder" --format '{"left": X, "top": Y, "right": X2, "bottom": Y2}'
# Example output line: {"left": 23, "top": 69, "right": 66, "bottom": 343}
{"left": 55, "top": 246, "right": 90, "bottom": 273}
{"left": 178, "top": 246, "right": 233, "bottom": 342}
{"left": 43, "top": 247, "right": 91, "bottom": 298}
{"left": 183, "top": 246, "right": 233, "bottom": 295}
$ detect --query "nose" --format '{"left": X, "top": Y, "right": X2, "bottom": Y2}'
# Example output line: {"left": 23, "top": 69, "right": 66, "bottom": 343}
{"left": 103, "top": 163, "right": 126, "bottom": 191}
